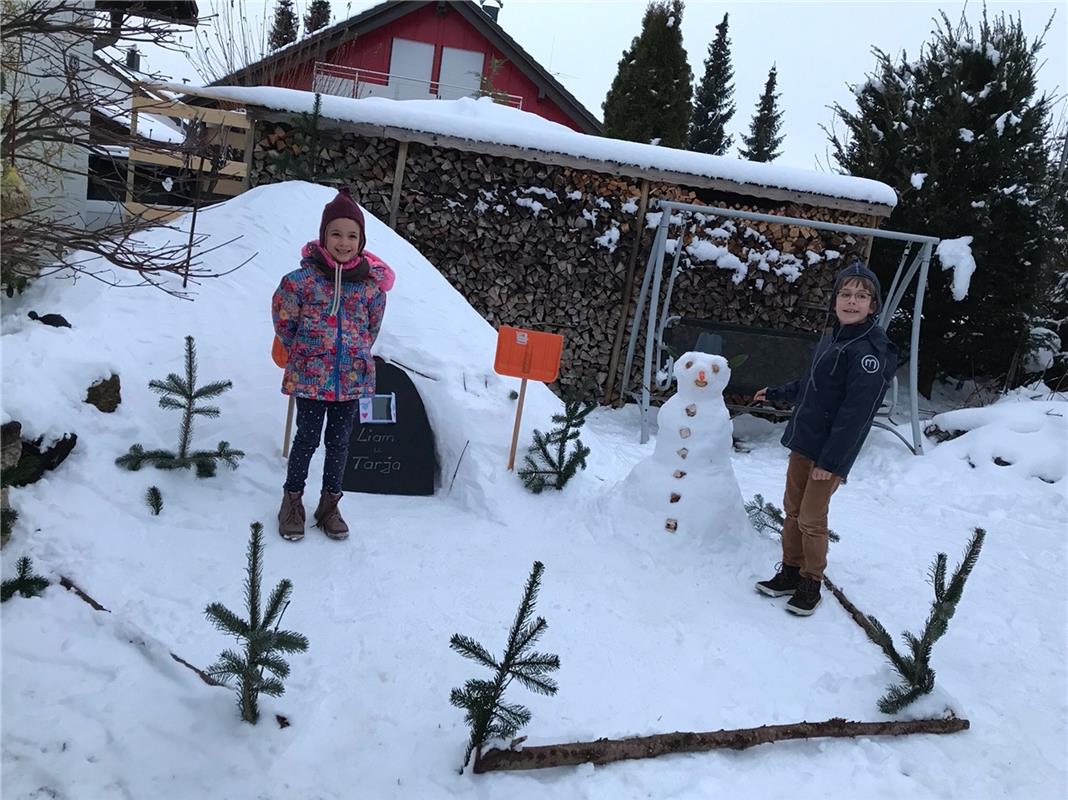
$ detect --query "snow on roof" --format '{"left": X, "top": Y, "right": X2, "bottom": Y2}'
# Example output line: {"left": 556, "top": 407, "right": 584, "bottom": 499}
{"left": 165, "top": 84, "right": 898, "bottom": 210}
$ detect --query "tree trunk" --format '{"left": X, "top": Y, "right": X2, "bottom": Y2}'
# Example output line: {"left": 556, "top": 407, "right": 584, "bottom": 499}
{"left": 475, "top": 716, "right": 969, "bottom": 772}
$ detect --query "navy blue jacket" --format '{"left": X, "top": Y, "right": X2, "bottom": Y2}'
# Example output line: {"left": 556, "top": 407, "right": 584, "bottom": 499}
{"left": 767, "top": 263, "right": 897, "bottom": 479}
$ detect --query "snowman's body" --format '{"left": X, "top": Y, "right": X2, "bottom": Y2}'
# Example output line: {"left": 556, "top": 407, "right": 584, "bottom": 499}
{"left": 623, "top": 352, "right": 752, "bottom": 539}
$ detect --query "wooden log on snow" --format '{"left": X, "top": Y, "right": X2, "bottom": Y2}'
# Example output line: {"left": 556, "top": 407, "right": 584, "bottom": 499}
{"left": 475, "top": 716, "right": 970, "bottom": 773}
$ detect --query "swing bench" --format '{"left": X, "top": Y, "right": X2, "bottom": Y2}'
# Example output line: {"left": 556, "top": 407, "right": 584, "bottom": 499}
{"left": 622, "top": 201, "right": 935, "bottom": 453}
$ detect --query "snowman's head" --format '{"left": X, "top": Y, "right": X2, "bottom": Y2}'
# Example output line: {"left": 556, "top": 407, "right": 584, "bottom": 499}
{"left": 673, "top": 351, "right": 730, "bottom": 397}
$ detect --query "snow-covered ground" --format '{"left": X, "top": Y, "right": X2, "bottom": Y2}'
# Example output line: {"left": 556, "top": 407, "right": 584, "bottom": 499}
{"left": 2, "top": 183, "right": 1065, "bottom": 800}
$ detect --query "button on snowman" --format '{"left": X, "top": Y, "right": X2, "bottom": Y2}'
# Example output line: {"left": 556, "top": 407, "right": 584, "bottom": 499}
{"left": 623, "top": 351, "right": 751, "bottom": 539}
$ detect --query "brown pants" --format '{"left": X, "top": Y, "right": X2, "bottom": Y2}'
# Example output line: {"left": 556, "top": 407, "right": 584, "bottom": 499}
{"left": 781, "top": 452, "right": 841, "bottom": 581}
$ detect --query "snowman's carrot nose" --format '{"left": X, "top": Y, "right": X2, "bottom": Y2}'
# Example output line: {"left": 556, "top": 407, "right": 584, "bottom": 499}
{"left": 698, "top": 370, "right": 706, "bottom": 382}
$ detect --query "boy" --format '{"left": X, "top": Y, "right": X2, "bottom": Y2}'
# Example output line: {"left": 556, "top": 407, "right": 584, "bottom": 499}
{"left": 753, "top": 258, "right": 897, "bottom": 615}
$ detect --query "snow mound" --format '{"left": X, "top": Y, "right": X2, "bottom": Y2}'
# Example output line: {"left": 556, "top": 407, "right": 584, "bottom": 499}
{"left": 927, "top": 399, "right": 1066, "bottom": 484}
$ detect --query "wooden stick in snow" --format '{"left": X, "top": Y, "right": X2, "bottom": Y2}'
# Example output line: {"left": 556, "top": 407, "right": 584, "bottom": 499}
{"left": 475, "top": 716, "right": 970, "bottom": 773}
{"left": 823, "top": 575, "right": 884, "bottom": 641}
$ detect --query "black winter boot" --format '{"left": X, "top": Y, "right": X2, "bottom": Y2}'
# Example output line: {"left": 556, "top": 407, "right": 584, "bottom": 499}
{"left": 786, "top": 577, "right": 822, "bottom": 616}
{"left": 755, "top": 564, "right": 801, "bottom": 597}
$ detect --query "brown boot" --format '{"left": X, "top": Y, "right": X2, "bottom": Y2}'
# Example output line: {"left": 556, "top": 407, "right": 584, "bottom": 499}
{"left": 278, "top": 491, "right": 305, "bottom": 542}
{"left": 314, "top": 491, "right": 349, "bottom": 540}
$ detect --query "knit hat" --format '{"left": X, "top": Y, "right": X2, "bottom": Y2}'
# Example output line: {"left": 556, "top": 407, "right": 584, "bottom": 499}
{"left": 319, "top": 187, "right": 366, "bottom": 253}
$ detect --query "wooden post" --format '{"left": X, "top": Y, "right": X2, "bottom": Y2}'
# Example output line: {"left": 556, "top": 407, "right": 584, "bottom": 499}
{"left": 603, "top": 178, "right": 650, "bottom": 406}
{"left": 242, "top": 110, "right": 257, "bottom": 192}
{"left": 862, "top": 214, "right": 879, "bottom": 261}
{"left": 282, "top": 395, "right": 295, "bottom": 458}
{"left": 388, "top": 140, "right": 409, "bottom": 230}
{"left": 124, "top": 95, "right": 139, "bottom": 217}
{"left": 506, "top": 378, "right": 528, "bottom": 471}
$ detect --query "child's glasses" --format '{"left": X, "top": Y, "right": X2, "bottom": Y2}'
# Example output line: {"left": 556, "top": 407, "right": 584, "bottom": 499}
{"left": 836, "top": 290, "right": 873, "bottom": 302}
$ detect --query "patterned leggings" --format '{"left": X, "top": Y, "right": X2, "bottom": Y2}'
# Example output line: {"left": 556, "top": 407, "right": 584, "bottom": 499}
{"left": 284, "top": 398, "right": 358, "bottom": 495}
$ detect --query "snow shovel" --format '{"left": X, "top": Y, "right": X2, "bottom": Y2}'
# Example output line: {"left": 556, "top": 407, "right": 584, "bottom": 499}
{"left": 272, "top": 336, "right": 295, "bottom": 459}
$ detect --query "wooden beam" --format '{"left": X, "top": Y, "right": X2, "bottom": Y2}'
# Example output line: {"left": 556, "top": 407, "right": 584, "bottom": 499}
{"left": 861, "top": 214, "right": 880, "bottom": 260}
{"left": 124, "top": 103, "right": 139, "bottom": 208}
{"left": 603, "top": 178, "right": 650, "bottom": 405}
{"left": 128, "top": 148, "right": 247, "bottom": 178}
{"left": 242, "top": 114, "right": 258, "bottom": 192}
{"left": 252, "top": 110, "right": 894, "bottom": 218}
{"left": 133, "top": 96, "right": 250, "bottom": 129}
{"left": 212, "top": 177, "right": 245, "bottom": 197}
{"left": 123, "top": 202, "right": 187, "bottom": 223}
{"left": 388, "top": 140, "right": 409, "bottom": 230}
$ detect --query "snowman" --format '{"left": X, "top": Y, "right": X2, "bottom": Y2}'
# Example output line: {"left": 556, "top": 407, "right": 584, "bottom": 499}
{"left": 621, "top": 351, "right": 752, "bottom": 540}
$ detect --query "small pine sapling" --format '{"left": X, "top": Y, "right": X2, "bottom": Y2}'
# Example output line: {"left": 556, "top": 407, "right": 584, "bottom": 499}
{"left": 864, "top": 527, "right": 985, "bottom": 714}
{"left": 745, "top": 493, "right": 840, "bottom": 542}
{"left": 1, "top": 505, "right": 18, "bottom": 542}
{"left": 518, "top": 399, "right": 595, "bottom": 493}
{"left": 145, "top": 486, "right": 163, "bottom": 515}
{"left": 205, "top": 522, "right": 309, "bottom": 724}
{"left": 117, "top": 335, "right": 244, "bottom": 477}
{"left": 450, "top": 561, "right": 560, "bottom": 772}
{"left": 1, "top": 555, "right": 49, "bottom": 601}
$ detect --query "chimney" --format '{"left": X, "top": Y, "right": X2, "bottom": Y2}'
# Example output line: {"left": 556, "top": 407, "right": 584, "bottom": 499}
{"left": 126, "top": 46, "right": 141, "bottom": 72}
{"left": 481, "top": 0, "right": 502, "bottom": 23}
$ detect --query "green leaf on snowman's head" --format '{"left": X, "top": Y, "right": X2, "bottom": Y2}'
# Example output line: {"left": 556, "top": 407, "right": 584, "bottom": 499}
{"left": 728, "top": 354, "right": 749, "bottom": 370}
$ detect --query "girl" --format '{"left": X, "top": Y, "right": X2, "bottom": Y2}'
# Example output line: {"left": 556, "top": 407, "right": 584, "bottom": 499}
{"left": 272, "top": 188, "right": 395, "bottom": 542}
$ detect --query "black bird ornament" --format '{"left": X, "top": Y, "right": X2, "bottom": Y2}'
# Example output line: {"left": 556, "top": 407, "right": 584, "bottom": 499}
{"left": 28, "top": 311, "right": 71, "bottom": 328}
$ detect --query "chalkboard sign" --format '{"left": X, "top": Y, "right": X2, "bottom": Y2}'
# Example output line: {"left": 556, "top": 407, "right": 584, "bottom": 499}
{"left": 341, "top": 357, "right": 437, "bottom": 496}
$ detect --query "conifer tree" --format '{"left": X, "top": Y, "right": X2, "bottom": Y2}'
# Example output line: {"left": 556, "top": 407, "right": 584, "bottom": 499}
{"left": 2, "top": 556, "right": 49, "bottom": 602}
{"left": 739, "top": 65, "right": 784, "bottom": 162}
{"left": 145, "top": 486, "right": 163, "bottom": 515}
{"left": 268, "top": 0, "right": 299, "bottom": 50}
{"left": 825, "top": 11, "right": 1058, "bottom": 390}
{"left": 518, "top": 399, "right": 595, "bottom": 493}
{"left": 117, "top": 336, "right": 244, "bottom": 478}
{"left": 270, "top": 94, "right": 357, "bottom": 183}
{"left": 450, "top": 561, "right": 560, "bottom": 772}
{"left": 602, "top": 0, "right": 693, "bottom": 148}
{"left": 745, "top": 493, "right": 839, "bottom": 541}
{"left": 303, "top": 0, "right": 331, "bottom": 34}
{"left": 864, "top": 528, "right": 985, "bottom": 713}
{"left": 205, "top": 523, "right": 309, "bottom": 724}
{"left": 687, "top": 12, "right": 735, "bottom": 155}
{"left": 1, "top": 506, "right": 17, "bottom": 545}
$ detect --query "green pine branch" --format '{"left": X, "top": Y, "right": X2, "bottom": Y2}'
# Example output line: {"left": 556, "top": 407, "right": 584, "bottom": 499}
{"left": 865, "top": 528, "right": 986, "bottom": 714}
{"left": 449, "top": 561, "right": 560, "bottom": 772}
{"left": 205, "top": 522, "right": 309, "bottom": 724}
{"left": 145, "top": 485, "right": 163, "bottom": 515}
{"left": 745, "top": 494, "right": 840, "bottom": 542}
{"left": 1, "top": 556, "right": 49, "bottom": 602}
{"left": 518, "top": 400, "right": 595, "bottom": 493}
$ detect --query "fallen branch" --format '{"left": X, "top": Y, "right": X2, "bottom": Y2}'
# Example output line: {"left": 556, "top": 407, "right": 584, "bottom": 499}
{"left": 59, "top": 574, "right": 221, "bottom": 688}
{"left": 823, "top": 575, "right": 883, "bottom": 641}
{"left": 475, "top": 716, "right": 969, "bottom": 772}
{"left": 59, "top": 575, "right": 109, "bottom": 612}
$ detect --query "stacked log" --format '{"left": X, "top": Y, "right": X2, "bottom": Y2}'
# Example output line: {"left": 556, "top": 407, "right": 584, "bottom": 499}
{"left": 252, "top": 122, "right": 876, "bottom": 402}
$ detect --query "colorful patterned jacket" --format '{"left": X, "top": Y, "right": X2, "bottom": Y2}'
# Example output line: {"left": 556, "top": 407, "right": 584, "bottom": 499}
{"left": 272, "top": 242, "right": 395, "bottom": 401}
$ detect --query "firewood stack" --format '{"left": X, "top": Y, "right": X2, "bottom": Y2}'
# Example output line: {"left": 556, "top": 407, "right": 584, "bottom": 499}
{"left": 253, "top": 121, "right": 876, "bottom": 402}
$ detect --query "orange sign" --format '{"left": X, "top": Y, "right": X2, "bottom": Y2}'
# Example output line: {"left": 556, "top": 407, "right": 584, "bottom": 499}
{"left": 272, "top": 336, "right": 289, "bottom": 368}
{"left": 494, "top": 326, "right": 564, "bottom": 383}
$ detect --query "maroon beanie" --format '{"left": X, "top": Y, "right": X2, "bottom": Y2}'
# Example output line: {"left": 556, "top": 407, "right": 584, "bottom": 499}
{"left": 319, "top": 187, "right": 366, "bottom": 253}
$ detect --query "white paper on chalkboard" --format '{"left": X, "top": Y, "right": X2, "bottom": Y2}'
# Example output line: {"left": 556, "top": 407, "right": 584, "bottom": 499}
{"left": 359, "top": 393, "right": 397, "bottom": 424}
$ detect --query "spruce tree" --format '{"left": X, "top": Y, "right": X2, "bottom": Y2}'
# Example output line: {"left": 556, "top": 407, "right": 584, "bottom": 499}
{"left": 826, "top": 11, "right": 1057, "bottom": 390}
{"left": 117, "top": 336, "right": 244, "bottom": 478}
{"left": 517, "top": 399, "right": 595, "bottom": 493}
{"left": 602, "top": 0, "right": 693, "bottom": 148}
{"left": 687, "top": 12, "right": 735, "bottom": 155}
{"left": 863, "top": 528, "right": 985, "bottom": 714}
{"left": 205, "top": 523, "right": 309, "bottom": 724}
{"left": 268, "top": 0, "right": 299, "bottom": 50}
{"left": 2, "top": 556, "right": 49, "bottom": 602}
{"left": 450, "top": 561, "right": 560, "bottom": 771}
{"left": 303, "top": 0, "right": 331, "bottom": 34}
{"left": 739, "top": 65, "right": 784, "bottom": 162}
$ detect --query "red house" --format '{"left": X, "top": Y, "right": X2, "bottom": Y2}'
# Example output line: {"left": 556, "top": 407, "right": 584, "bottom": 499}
{"left": 213, "top": 0, "right": 602, "bottom": 135}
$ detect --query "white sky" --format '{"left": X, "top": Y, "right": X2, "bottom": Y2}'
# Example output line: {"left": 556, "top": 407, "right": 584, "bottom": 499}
{"left": 147, "top": 0, "right": 1067, "bottom": 170}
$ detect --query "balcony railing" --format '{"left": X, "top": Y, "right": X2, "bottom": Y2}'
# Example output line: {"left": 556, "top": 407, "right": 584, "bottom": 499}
{"left": 311, "top": 61, "right": 523, "bottom": 109}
